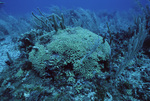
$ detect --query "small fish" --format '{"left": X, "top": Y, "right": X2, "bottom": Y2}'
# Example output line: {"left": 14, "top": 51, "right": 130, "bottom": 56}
{"left": 0, "top": 2, "right": 4, "bottom": 4}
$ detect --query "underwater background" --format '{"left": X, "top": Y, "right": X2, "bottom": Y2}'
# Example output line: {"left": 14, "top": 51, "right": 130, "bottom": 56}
{"left": 0, "top": 0, "right": 150, "bottom": 101}
{"left": 1, "top": 0, "right": 148, "bottom": 15}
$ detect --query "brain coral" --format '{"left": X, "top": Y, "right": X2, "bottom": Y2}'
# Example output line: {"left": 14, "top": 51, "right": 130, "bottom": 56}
{"left": 29, "top": 27, "right": 111, "bottom": 78}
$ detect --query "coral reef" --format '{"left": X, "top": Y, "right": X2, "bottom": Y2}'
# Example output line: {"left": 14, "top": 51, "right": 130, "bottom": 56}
{"left": 29, "top": 27, "right": 111, "bottom": 78}
{"left": 0, "top": 2, "right": 150, "bottom": 100}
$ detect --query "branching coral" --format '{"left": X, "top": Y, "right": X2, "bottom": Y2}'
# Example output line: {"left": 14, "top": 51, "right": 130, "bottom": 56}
{"left": 114, "top": 17, "right": 148, "bottom": 78}
{"left": 32, "top": 8, "right": 66, "bottom": 32}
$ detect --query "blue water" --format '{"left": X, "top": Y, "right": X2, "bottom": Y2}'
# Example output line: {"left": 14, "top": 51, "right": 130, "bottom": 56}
{"left": 0, "top": 0, "right": 148, "bottom": 15}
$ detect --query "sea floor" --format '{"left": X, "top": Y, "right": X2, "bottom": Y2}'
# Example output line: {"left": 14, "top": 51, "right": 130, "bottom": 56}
{"left": 0, "top": 35, "right": 20, "bottom": 72}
